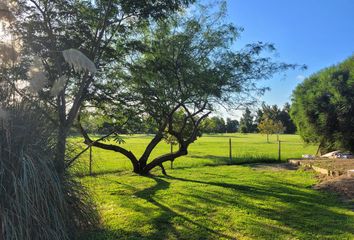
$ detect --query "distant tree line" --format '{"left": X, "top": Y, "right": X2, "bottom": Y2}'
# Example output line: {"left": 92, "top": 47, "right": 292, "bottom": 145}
{"left": 239, "top": 103, "right": 296, "bottom": 134}
{"left": 82, "top": 102, "right": 296, "bottom": 135}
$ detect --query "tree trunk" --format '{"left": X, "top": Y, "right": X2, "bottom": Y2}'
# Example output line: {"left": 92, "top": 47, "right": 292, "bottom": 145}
{"left": 315, "top": 141, "right": 323, "bottom": 156}
{"left": 89, "top": 146, "right": 93, "bottom": 176}
{"left": 77, "top": 109, "right": 208, "bottom": 175}
{"left": 78, "top": 120, "right": 140, "bottom": 172}
{"left": 170, "top": 143, "right": 174, "bottom": 169}
{"left": 267, "top": 134, "right": 269, "bottom": 143}
{"left": 55, "top": 125, "right": 68, "bottom": 177}
{"left": 139, "top": 132, "right": 163, "bottom": 166}
{"left": 141, "top": 146, "right": 188, "bottom": 175}
{"left": 132, "top": 162, "right": 141, "bottom": 174}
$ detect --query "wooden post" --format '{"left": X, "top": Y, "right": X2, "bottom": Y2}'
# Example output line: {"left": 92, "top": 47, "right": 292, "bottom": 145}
{"left": 278, "top": 140, "right": 281, "bottom": 161}
{"left": 229, "top": 138, "right": 232, "bottom": 163}
{"left": 170, "top": 143, "right": 174, "bottom": 169}
{"left": 89, "top": 146, "right": 93, "bottom": 176}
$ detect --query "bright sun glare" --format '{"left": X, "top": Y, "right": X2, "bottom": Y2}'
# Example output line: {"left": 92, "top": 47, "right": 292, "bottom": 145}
{"left": 0, "top": 0, "right": 14, "bottom": 41}
{"left": 0, "top": 21, "right": 11, "bottom": 42}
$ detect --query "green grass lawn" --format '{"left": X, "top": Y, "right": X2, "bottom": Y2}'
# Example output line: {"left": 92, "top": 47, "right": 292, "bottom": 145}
{"left": 74, "top": 134, "right": 353, "bottom": 239}
{"left": 71, "top": 133, "right": 318, "bottom": 175}
{"left": 79, "top": 166, "right": 354, "bottom": 240}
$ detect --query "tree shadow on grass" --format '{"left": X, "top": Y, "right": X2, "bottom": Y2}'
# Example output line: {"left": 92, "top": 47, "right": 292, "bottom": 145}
{"left": 81, "top": 172, "right": 354, "bottom": 240}
{"left": 75, "top": 169, "right": 128, "bottom": 177}
{"left": 177, "top": 155, "right": 279, "bottom": 169}
{"left": 81, "top": 175, "right": 235, "bottom": 240}
{"left": 133, "top": 176, "right": 235, "bottom": 240}
{"left": 163, "top": 175, "right": 354, "bottom": 239}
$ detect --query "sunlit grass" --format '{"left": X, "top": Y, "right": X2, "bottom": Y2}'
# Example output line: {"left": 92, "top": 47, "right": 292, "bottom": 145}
{"left": 79, "top": 165, "right": 354, "bottom": 240}
{"left": 70, "top": 133, "right": 318, "bottom": 176}
{"left": 74, "top": 134, "right": 353, "bottom": 239}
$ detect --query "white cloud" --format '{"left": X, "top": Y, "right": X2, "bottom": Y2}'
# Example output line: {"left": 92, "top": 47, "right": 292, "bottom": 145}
{"left": 296, "top": 75, "right": 305, "bottom": 81}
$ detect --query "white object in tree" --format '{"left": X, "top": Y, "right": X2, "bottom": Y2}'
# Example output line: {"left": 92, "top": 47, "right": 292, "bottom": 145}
{"left": 62, "top": 49, "right": 97, "bottom": 74}
{"left": 51, "top": 75, "right": 67, "bottom": 96}
{"left": 28, "top": 56, "right": 47, "bottom": 92}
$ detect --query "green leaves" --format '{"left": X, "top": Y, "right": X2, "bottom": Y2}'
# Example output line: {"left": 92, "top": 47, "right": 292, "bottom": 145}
{"left": 291, "top": 55, "right": 354, "bottom": 152}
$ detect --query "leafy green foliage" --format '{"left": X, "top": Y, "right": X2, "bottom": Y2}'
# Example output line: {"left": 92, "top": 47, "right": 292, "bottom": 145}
{"left": 226, "top": 118, "right": 239, "bottom": 133}
{"left": 8, "top": 0, "right": 197, "bottom": 178}
{"left": 200, "top": 116, "right": 227, "bottom": 133}
{"left": 258, "top": 118, "right": 284, "bottom": 142}
{"left": 3, "top": 0, "right": 196, "bottom": 237}
{"left": 291, "top": 56, "right": 354, "bottom": 152}
{"left": 82, "top": 2, "right": 297, "bottom": 174}
{"left": 255, "top": 103, "right": 296, "bottom": 134}
{"left": 199, "top": 116, "right": 239, "bottom": 133}
{"left": 279, "top": 103, "right": 297, "bottom": 134}
{"left": 239, "top": 107, "right": 256, "bottom": 133}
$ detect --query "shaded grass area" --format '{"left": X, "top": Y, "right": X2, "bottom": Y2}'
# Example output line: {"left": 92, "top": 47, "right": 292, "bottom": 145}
{"left": 79, "top": 165, "right": 354, "bottom": 240}
{"left": 70, "top": 133, "right": 318, "bottom": 176}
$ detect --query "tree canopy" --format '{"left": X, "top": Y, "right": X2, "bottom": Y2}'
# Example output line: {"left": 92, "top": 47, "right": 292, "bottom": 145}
{"left": 255, "top": 103, "right": 296, "bottom": 134}
{"left": 291, "top": 55, "right": 354, "bottom": 153}
{"left": 79, "top": 3, "right": 296, "bottom": 174}
{"left": 239, "top": 107, "right": 256, "bottom": 133}
{"left": 7, "top": 0, "right": 194, "bottom": 175}
{"left": 258, "top": 118, "right": 284, "bottom": 142}
{"left": 0, "top": 0, "right": 195, "bottom": 238}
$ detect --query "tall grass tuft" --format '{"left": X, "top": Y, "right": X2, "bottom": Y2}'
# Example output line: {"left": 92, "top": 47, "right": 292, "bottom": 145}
{"left": 0, "top": 102, "right": 99, "bottom": 240}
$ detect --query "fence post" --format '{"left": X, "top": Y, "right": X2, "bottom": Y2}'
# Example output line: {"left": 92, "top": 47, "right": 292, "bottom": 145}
{"left": 89, "top": 146, "right": 93, "bottom": 176}
{"left": 170, "top": 143, "right": 174, "bottom": 169}
{"left": 278, "top": 140, "right": 281, "bottom": 161}
{"left": 229, "top": 138, "right": 232, "bottom": 163}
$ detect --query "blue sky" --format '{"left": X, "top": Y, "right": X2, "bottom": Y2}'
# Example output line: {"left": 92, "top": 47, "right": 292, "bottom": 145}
{"left": 219, "top": 0, "right": 354, "bottom": 117}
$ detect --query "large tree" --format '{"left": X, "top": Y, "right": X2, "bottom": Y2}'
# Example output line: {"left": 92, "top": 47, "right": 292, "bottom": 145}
{"left": 211, "top": 117, "right": 226, "bottom": 133}
{"left": 200, "top": 116, "right": 236, "bottom": 134}
{"left": 79, "top": 3, "right": 296, "bottom": 175}
{"left": 1, "top": 0, "right": 194, "bottom": 238}
{"left": 291, "top": 55, "right": 354, "bottom": 153}
{"left": 256, "top": 102, "right": 296, "bottom": 134}
{"left": 226, "top": 118, "right": 239, "bottom": 133}
{"left": 278, "top": 103, "right": 296, "bottom": 134}
{"left": 239, "top": 107, "right": 256, "bottom": 133}
{"left": 9, "top": 0, "right": 193, "bottom": 177}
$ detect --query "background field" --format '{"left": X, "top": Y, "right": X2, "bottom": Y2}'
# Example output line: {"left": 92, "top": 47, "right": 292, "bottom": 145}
{"left": 71, "top": 133, "right": 318, "bottom": 176}
{"left": 75, "top": 134, "right": 354, "bottom": 240}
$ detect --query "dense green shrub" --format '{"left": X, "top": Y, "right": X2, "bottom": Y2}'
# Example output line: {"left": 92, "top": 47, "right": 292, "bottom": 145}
{"left": 291, "top": 56, "right": 354, "bottom": 153}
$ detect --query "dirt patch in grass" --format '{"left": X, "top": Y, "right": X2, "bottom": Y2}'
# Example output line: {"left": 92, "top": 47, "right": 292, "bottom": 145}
{"left": 288, "top": 159, "right": 354, "bottom": 204}
{"left": 255, "top": 161, "right": 354, "bottom": 204}
{"left": 289, "top": 159, "right": 354, "bottom": 173}
{"left": 314, "top": 175, "right": 354, "bottom": 205}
